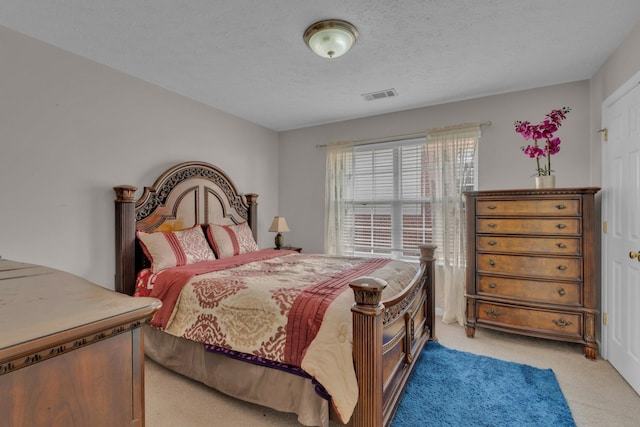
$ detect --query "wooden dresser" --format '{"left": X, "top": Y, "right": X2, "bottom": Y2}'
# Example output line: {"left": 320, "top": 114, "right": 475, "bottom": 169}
{"left": 464, "top": 188, "right": 600, "bottom": 359}
{"left": 0, "top": 259, "right": 160, "bottom": 426}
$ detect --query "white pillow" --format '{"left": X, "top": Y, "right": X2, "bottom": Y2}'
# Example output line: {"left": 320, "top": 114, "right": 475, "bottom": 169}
{"left": 137, "top": 225, "right": 216, "bottom": 272}
{"left": 206, "top": 222, "right": 259, "bottom": 259}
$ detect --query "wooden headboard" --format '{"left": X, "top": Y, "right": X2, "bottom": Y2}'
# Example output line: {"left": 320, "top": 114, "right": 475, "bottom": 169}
{"left": 113, "top": 161, "right": 258, "bottom": 295}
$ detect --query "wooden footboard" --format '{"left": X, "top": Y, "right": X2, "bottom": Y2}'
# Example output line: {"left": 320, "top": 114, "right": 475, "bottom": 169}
{"left": 114, "top": 161, "right": 437, "bottom": 427}
{"left": 350, "top": 244, "right": 436, "bottom": 427}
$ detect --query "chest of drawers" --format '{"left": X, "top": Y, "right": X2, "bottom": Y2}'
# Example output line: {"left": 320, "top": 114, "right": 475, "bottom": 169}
{"left": 464, "top": 188, "right": 600, "bottom": 359}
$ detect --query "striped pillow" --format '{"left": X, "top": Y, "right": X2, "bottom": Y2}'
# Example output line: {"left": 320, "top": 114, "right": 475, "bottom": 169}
{"left": 137, "top": 225, "right": 216, "bottom": 273}
{"left": 206, "top": 222, "right": 259, "bottom": 259}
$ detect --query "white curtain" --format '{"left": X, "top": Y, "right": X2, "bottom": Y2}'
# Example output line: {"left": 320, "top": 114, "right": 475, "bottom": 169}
{"left": 427, "top": 124, "right": 480, "bottom": 325}
{"left": 324, "top": 140, "right": 354, "bottom": 255}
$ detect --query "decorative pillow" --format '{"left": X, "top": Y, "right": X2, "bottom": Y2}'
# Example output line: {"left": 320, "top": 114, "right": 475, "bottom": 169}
{"left": 137, "top": 225, "right": 216, "bottom": 273}
{"left": 206, "top": 222, "right": 259, "bottom": 259}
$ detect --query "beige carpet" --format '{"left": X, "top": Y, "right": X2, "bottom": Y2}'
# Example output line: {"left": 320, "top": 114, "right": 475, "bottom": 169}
{"left": 145, "top": 318, "right": 640, "bottom": 426}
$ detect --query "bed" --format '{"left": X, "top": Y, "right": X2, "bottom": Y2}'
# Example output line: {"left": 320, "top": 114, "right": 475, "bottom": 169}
{"left": 113, "top": 161, "right": 436, "bottom": 427}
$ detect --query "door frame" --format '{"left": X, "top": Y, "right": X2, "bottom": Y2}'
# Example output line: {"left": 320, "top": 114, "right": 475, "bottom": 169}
{"left": 600, "top": 69, "right": 640, "bottom": 360}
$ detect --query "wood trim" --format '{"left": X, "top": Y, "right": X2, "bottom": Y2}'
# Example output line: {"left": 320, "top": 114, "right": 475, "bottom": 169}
{"left": 463, "top": 187, "right": 600, "bottom": 197}
{"left": 114, "top": 185, "right": 137, "bottom": 295}
{"left": 350, "top": 281, "right": 385, "bottom": 427}
{"left": 351, "top": 243, "right": 436, "bottom": 427}
{"left": 464, "top": 187, "right": 600, "bottom": 358}
{"left": 0, "top": 313, "right": 157, "bottom": 376}
{"left": 132, "top": 327, "right": 145, "bottom": 427}
{"left": 0, "top": 261, "right": 160, "bottom": 427}
{"left": 244, "top": 193, "right": 259, "bottom": 241}
{"left": 114, "top": 161, "right": 259, "bottom": 296}
{"left": 114, "top": 161, "right": 436, "bottom": 427}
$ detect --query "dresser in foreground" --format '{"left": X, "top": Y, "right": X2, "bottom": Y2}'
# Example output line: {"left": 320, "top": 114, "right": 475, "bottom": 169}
{"left": 464, "top": 188, "right": 600, "bottom": 359}
{"left": 0, "top": 259, "right": 161, "bottom": 427}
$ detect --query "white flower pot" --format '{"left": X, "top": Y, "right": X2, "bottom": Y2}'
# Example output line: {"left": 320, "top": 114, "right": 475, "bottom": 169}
{"left": 535, "top": 175, "right": 556, "bottom": 189}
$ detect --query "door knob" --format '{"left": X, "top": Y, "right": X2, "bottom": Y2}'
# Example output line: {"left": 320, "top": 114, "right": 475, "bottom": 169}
{"left": 630, "top": 251, "right": 640, "bottom": 262}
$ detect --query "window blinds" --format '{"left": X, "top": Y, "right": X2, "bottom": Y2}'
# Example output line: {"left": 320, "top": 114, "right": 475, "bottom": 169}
{"left": 349, "top": 138, "right": 432, "bottom": 259}
{"left": 327, "top": 130, "right": 478, "bottom": 261}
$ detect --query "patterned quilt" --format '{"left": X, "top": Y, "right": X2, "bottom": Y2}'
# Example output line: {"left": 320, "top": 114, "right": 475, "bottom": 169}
{"left": 136, "top": 249, "right": 418, "bottom": 423}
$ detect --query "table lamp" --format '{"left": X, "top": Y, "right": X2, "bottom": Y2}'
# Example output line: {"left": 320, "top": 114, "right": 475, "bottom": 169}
{"left": 268, "top": 216, "right": 290, "bottom": 249}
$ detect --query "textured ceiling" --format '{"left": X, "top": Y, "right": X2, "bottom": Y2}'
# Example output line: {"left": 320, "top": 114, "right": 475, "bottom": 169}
{"left": 1, "top": 1, "right": 639, "bottom": 131}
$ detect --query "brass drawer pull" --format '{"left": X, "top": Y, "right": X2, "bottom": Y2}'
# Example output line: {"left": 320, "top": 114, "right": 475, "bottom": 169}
{"left": 489, "top": 259, "right": 496, "bottom": 267}
{"left": 487, "top": 223, "right": 497, "bottom": 228}
{"left": 557, "top": 288, "right": 566, "bottom": 296}
{"left": 487, "top": 205, "right": 497, "bottom": 210}
{"left": 488, "top": 240, "right": 497, "bottom": 246}
{"left": 552, "top": 318, "right": 573, "bottom": 328}
{"left": 556, "top": 242, "right": 567, "bottom": 249}
{"left": 557, "top": 265, "right": 567, "bottom": 271}
{"left": 489, "top": 283, "right": 497, "bottom": 289}
{"left": 556, "top": 223, "right": 567, "bottom": 229}
{"left": 555, "top": 204, "right": 567, "bottom": 210}
{"left": 484, "top": 308, "right": 501, "bottom": 318}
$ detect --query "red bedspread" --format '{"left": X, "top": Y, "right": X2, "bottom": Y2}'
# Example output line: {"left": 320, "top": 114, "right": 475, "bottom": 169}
{"left": 136, "top": 249, "right": 418, "bottom": 423}
{"left": 137, "top": 249, "right": 291, "bottom": 328}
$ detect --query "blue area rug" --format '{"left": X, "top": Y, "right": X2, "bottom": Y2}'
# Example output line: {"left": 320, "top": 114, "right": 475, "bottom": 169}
{"left": 391, "top": 342, "right": 576, "bottom": 427}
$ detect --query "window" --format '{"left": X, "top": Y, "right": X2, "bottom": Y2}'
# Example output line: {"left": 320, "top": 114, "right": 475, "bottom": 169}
{"left": 328, "top": 138, "right": 473, "bottom": 259}
{"left": 326, "top": 134, "right": 477, "bottom": 262}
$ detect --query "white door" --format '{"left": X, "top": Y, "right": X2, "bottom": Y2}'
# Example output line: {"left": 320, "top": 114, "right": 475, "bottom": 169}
{"left": 602, "top": 78, "right": 640, "bottom": 395}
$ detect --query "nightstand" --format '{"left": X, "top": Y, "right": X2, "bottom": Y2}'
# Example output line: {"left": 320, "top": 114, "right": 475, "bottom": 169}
{"left": 275, "top": 246, "right": 302, "bottom": 253}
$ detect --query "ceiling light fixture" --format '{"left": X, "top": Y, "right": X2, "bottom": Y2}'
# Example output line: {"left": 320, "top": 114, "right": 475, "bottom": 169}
{"left": 303, "top": 19, "right": 358, "bottom": 59}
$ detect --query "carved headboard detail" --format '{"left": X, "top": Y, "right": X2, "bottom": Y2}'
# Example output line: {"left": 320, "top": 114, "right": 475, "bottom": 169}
{"left": 114, "top": 161, "right": 258, "bottom": 295}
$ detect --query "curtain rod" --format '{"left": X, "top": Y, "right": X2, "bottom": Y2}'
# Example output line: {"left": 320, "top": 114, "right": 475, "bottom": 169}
{"left": 315, "top": 121, "right": 491, "bottom": 148}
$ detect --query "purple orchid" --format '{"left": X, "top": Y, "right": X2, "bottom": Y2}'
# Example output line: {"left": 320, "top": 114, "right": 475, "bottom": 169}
{"left": 514, "top": 107, "right": 571, "bottom": 176}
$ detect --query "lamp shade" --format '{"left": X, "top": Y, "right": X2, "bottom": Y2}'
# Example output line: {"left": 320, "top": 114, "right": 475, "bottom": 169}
{"left": 303, "top": 19, "right": 358, "bottom": 59}
{"left": 268, "top": 216, "right": 290, "bottom": 233}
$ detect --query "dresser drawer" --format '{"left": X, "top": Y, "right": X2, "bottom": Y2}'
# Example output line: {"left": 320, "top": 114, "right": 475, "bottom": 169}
{"left": 476, "top": 218, "right": 581, "bottom": 235}
{"left": 477, "top": 275, "right": 581, "bottom": 305}
{"left": 476, "top": 235, "right": 581, "bottom": 255}
{"left": 476, "top": 253, "right": 582, "bottom": 280}
{"left": 477, "top": 302, "right": 582, "bottom": 337}
{"left": 476, "top": 199, "right": 580, "bottom": 216}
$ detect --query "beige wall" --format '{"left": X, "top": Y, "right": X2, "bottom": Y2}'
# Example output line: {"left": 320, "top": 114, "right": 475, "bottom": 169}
{"left": 589, "top": 21, "right": 640, "bottom": 184}
{"left": 280, "top": 20, "right": 640, "bottom": 255}
{"left": 2, "top": 19, "right": 639, "bottom": 289}
{"left": 0, "top": 26, "right": 280, "bottom": 289}
{"left": 279, "top": 81, "right": 591, "bottom": 253}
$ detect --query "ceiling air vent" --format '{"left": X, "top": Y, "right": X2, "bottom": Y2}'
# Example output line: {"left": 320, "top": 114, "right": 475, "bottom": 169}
{"left": 361, "top": 88, "right": 397, "bottom": 101}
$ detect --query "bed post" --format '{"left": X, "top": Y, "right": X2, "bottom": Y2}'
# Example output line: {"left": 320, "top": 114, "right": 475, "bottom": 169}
{"left": 350, "top": 278, "right": 386, "bottom": 427}
{"left": 350, "top": 244, "right": 436, "bottom": 427}
{"left": 244, "top": 193, "right": 259, "bottom": 241}
{"left": 114, "top": 185, "right": 137, "bottom": 295}
{"left": 420, "top": 243, "right": 437, "bottom": 341}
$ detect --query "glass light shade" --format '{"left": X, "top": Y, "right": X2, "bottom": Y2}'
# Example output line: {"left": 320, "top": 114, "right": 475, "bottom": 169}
{"left": 304, "top": 20, "right": 358, "bottom": 59}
